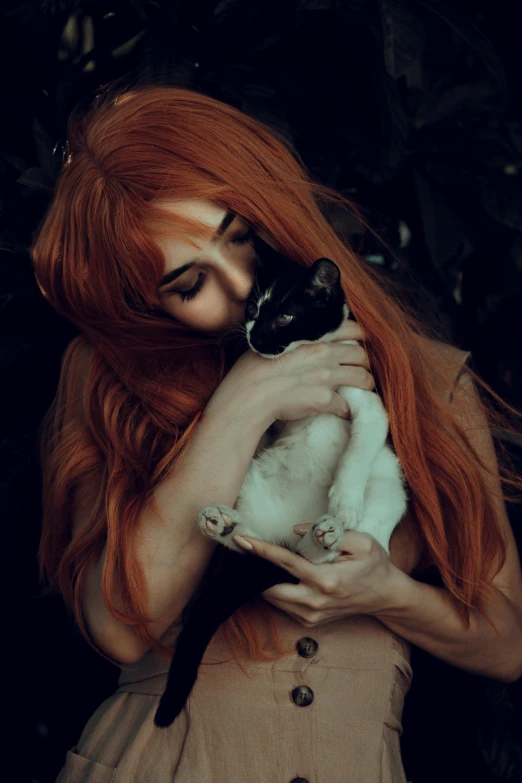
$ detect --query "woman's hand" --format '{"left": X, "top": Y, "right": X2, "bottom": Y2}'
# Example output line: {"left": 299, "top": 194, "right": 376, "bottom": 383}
{"left": 206, "top": 319, "right": 374, "bottom": 428}
{"left": 233, "top": 525, "right": 406, "bottom": 627}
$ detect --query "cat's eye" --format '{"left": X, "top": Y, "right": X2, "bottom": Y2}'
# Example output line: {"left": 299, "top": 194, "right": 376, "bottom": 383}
{"left": 276, "top": 314, "right": 293, "bottom": 326}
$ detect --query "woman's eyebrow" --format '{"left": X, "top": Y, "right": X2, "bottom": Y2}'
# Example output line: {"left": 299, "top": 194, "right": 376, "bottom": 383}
{"left": 157, "top": 210, "right": 236, "bottom": 290}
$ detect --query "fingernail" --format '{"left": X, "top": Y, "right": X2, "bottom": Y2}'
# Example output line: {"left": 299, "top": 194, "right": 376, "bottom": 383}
{"left": 233, "top": 535, "right": 253, "bottom": 550}
{"left": 294, "top": 526, "right": 307, "bottom": 534}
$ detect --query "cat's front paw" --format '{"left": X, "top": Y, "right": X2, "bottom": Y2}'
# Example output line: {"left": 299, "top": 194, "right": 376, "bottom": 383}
{"left": 327, "top": 484, "right": 364, "bottom": 530}
{"left": 198, "top": 505, "right": 239, "bottom": 540}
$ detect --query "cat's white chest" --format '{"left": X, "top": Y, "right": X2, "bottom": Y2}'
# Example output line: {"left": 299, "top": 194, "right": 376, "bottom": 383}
{"left": 222, "top": 387, "right": 407, "bottom": 560}
{"left": 256, "top": 414, "right": 351, "bottom": 484}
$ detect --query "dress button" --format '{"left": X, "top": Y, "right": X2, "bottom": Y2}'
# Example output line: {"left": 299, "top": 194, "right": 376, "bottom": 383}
{"left": 296, "top": 636, "right": 318, "bottom": 658}
{"left": 291, "top": 685, "right": 314, "bottom": 706}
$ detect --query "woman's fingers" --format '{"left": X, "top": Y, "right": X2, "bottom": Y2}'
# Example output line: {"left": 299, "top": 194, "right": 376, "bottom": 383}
{"left": 331, "top": 365, "right": 374, "bottom": 390}
{"left": 329, "top": 319, "right": 366, "bottom": 343}
{"left": 263, "top": 581, "right": 322, "bottom": 604}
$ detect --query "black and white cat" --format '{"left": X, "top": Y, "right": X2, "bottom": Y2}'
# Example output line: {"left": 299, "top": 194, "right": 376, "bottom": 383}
{"left": 154, "top": 237, "right": 407, "bottom": 728}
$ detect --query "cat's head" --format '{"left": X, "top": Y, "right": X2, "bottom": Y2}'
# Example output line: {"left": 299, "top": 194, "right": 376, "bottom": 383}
{"left": 245, "top": 236, "right": 349, "bottom": 357}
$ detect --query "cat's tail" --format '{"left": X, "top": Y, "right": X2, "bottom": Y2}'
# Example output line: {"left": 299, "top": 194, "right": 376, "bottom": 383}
{"left": 154, "top": 549, "right": 296, "bottom": 728}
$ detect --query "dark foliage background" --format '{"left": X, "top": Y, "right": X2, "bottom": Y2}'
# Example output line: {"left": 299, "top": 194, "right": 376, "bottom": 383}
{"left": 1, "top": 1, "right": 522, "bottom": 781}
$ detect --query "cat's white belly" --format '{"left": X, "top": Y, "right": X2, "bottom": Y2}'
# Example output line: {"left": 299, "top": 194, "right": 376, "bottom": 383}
{"left": 235, "top": 414, "right": 351, "bottom": 543}
{"left": 236, "top": 475, "right": 331, "bottom": 543}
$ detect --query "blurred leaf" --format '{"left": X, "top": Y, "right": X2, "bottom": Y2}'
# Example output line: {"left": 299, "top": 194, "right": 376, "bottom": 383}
{"left": 111, "top": 28, "right": 146, "bottom": 58}
{"left": 16, "top": 167, "right": 54, "bottom": 193}
{"left": 414, "top": 0, "right": 508, "bottom": 98}
{"left": 212, "top": 0, "right": 295, "bottom": 52}
{"left": 127, "top": 0, "right": 153, "bottom": 21}
{"left": 59, "top": 10, "right": 80, "bottom": 55}
{"left": 413, "top": 80, "right": 500, "bottom": 129}
{"left": 379, "top": 74, "right": 410, "bottom": 180}
{"left": 413, "top": 167, "right": 473, "bottom": 277}
{"left": 477, "top": 682, "right": 522, "bottom": 780}
{"left": 381, "top": 0, "right": 426, "bottom": 80}
{"left": 476, "top": 175, "right": 522, "bottom": 231}
{"left": 0, "top": 152, "right": 29, "bottom": 172}
{"left": 32, "top": 118, "right": 60, "bottom": 180}
{"left": 422, "top": 120, "right": 522, "bottom": 231}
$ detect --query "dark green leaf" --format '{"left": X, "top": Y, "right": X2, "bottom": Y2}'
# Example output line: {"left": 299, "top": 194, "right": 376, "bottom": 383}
{"left": 413, "top": 81, "right": 499, "bottom": 129}
{"left": 413, "top": 0, "right": 508, "bottom": 97}
{"left": 16, "top": 167, "right": 54, "bottom": 193}
{"left": 381, "top": 0, "right": 426, "bottom": 80}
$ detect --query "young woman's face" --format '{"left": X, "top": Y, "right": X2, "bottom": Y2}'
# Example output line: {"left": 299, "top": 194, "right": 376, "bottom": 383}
{"left": 154, "top": 200, "right": 259, "bottom": 335}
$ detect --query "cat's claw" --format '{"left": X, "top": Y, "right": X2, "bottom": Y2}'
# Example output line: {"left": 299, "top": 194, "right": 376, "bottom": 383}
{"left": 198, "top": 505, "right": 238, "bottom": 539}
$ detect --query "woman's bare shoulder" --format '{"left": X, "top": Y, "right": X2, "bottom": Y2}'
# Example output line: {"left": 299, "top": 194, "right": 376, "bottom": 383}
{"left": 414, "top": 334, "right": 471, "bottom": 404}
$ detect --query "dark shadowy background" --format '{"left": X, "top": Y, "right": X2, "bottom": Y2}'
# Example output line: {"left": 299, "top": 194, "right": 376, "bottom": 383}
{"left": 1, "top": 1, "right": 522, "bottom": 781}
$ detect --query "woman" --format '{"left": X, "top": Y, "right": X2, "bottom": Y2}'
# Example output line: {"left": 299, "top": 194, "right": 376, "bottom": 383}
{"left": 33, "top": 85, "right": 522, "bottom": 783}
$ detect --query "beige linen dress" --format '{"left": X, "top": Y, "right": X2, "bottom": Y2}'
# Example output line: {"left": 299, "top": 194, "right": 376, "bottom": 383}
{"left": 55, "top": 341, "right": 471, "bottom": 783}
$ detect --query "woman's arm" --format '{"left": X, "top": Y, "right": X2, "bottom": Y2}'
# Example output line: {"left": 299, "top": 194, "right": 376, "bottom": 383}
{"left": 239, "top": 519, "right": 522, "bottom": 682}
{"left": 374, "top": 370, "right": 522, "bottom": 682}
{"left": 374, "top": 561, "right": 522, "bottom": 682}
{"left": 78, "top": 398, "right": 272, "bottom": 665}
{"left": 239, "top": 371, "right": 522, "bottom": 682}
{"left": 76, "top": 323, "right": 372, "bottom": 665}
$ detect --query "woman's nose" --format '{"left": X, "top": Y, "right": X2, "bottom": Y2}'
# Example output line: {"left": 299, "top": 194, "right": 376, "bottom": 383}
{"left": 219, "top": 258, "right": 254, "bottom": 303}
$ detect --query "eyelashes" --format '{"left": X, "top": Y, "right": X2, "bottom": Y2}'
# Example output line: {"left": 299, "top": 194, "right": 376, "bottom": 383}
{"left": 176, "top": 227, "right": 256, "bottom": 302}
{"left": 178, "top": 273, "right": 204, "bottom": 302}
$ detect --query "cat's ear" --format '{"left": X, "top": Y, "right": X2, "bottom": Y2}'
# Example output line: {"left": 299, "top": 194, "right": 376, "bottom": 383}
{"left": 304, "top": 258, "right": 341, "bottom": 300}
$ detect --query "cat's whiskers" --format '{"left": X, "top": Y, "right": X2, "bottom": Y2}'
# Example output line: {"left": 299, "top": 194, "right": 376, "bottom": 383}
{"left": 217, "top": 323, "right": 249, "bottom": 349}
{"left": 274, "top": 349, "right": 286, "bottom": 371}
{"left": 252, "top": 276, "right": 261, "bottom": 302}
{"left": 279, "top": 280, "right": 299, "bottom": 306}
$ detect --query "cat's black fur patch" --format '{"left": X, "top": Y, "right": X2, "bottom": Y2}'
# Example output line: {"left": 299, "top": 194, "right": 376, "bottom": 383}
{"left": 246, "top": 236, "right": 346, "bottom": 355}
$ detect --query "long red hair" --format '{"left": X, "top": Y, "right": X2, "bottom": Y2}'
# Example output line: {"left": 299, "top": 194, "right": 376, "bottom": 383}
{"left": 33, "top": 84, "right": 521, "bottom": 665}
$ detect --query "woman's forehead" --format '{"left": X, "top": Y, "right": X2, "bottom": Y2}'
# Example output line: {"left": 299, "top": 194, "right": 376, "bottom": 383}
{"left": 154, "top": 199, "right": 227, "bottom": 228}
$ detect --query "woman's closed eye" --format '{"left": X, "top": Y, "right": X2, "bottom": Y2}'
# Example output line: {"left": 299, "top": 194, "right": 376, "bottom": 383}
{"left": 177, "top": 272, "right": 205, "bottom": 302}
{"left": 232, "top": 226, "right": 255, "bottom": 246}
{"left": 169, "top": 226, "right": 256, "bottom": 302}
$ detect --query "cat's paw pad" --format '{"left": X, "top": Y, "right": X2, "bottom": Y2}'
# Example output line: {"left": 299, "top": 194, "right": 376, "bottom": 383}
{"left": 198, "top": 505, "right": 238, "bottom": 539}
{"left": 312, "top": 515, "right": 344, "bottom": 550}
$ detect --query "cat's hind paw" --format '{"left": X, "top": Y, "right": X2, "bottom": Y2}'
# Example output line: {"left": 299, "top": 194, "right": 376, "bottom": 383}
{"left": 312, "top": 515, "right": 345, "bottom": 550}
{"left": 296, "top": 515, "right": 345, "bottom": 564}
{"left": 198, "top": 505, "right": 239, "bottom": 540}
